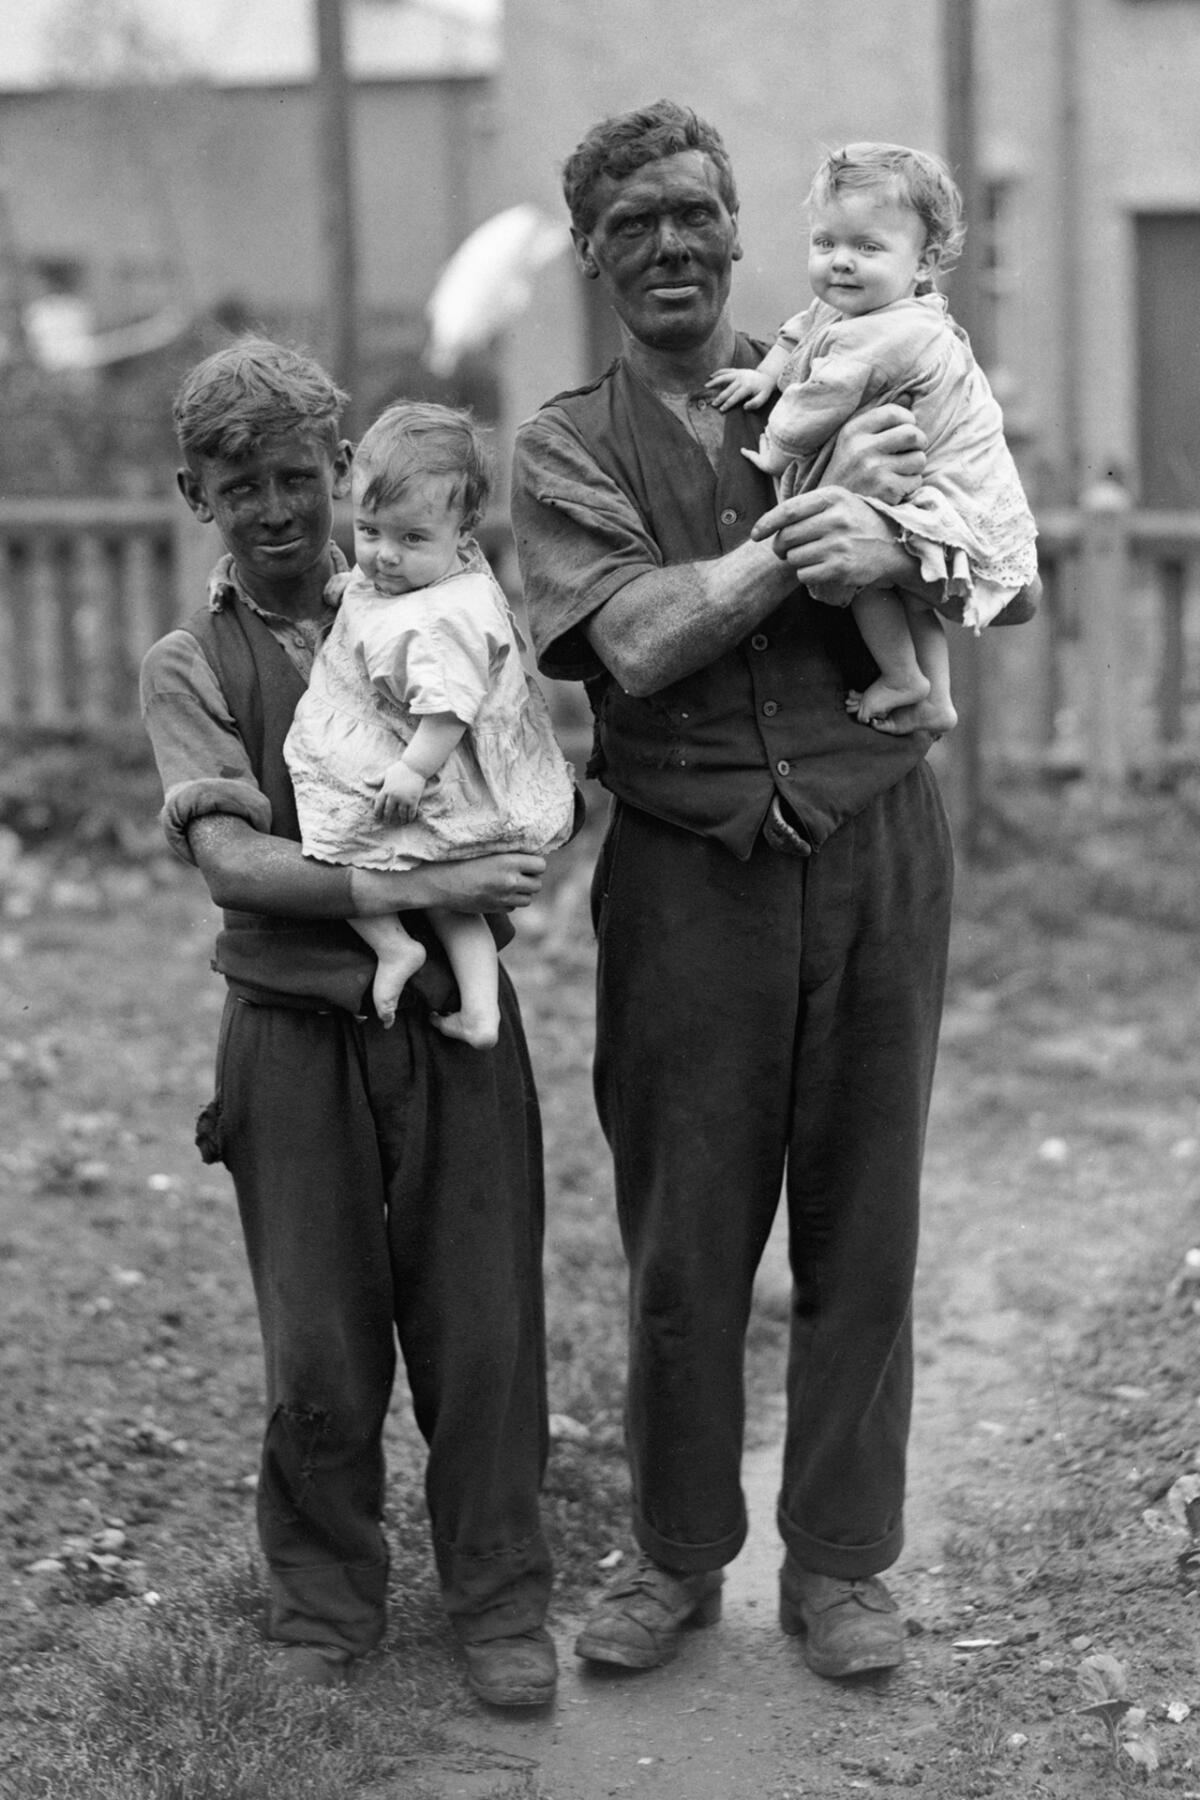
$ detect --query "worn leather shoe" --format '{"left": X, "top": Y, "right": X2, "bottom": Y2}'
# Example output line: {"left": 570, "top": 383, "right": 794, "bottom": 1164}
{"left": 574, "top": 1554, "right": 724, "bottom": 1669}
{"left": 779, "top": 1564, "right": 904, "bottom": 1678}
{"left": 462, "top": 1627, "right": 558, "bottom": 1707}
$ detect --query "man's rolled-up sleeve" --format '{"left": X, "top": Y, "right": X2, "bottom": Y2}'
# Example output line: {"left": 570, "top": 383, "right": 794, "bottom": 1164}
{"left": 511, "top": 414, "right": 663, "bottom": 683}
{"left": 139, "top": 629, "right": 272, "bottom": 864}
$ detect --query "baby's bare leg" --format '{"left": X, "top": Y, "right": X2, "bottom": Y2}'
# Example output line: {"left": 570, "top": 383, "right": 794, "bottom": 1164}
{"left": 846, "top": 587, "right": 931, "bottom": 723}
{"left": 867, "top": 601, "right": 958, "bottom": 737}
{"left": 350, "top": 913, "right": 427, "bottom": 1029}
{"left": 427, "top": 908, "right": 500, "bottom": 1049}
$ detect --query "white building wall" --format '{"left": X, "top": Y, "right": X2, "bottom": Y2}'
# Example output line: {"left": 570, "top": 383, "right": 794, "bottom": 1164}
{"left": 494, "top": 0, "right": 1200, "bottom": 506}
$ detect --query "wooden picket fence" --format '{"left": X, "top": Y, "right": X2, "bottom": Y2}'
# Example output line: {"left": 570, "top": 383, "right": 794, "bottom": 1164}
{"left": 980, "top": 492, "right": 1200, "bottom": 787}
{"left": 0, "top": 498, "right": 201, "bottom": 729}
{"left": 0, "top": 491, "right": 1198, "bottom": 792}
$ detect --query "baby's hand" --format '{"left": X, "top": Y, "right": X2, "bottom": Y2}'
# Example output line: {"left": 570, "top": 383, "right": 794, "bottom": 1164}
{"left": 741, "top": 434, "right": 791, "bottom": 477}
{"left": 706, "top": 367, "right": 777, "bottom": 412}
{"left": 371, "top": 760, "right": 427, "bottom": 824}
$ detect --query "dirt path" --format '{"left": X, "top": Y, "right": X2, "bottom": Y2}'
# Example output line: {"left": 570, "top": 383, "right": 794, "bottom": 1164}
{"left": 416, "top": 1224, "right": 1053, "bottom": 1798}
{"left": 416, "top": 954, "right": 1200, "bottom": 1800}
{"left": 418, "top": 1256, "right": 1018, "bottom": 1798}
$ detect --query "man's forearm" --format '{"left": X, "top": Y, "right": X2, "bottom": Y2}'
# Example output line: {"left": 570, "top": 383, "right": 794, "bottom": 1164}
{"left": 584, "top": 534, "right": 796, "bottom": 696}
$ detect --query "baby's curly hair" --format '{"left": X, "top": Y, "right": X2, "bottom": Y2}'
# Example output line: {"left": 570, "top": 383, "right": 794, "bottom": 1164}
{"left": 353, "top": 401, "right": 492, "bottom": 532}
{"left": 173, "top": 337, "right": 347, "bottom": 464}
{"left": 808, "top": 142, "right": 966, "bottom": 282}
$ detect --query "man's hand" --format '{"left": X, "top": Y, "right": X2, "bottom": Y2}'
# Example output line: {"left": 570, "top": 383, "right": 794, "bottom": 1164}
{"left": 751, "top": 487, "right": 911, "bottom": 597}
{"left": 351, "top": 852, "right": 547, "bottom": 918}
{"left": 371, "top": 760, "right": 427, "bottom": 824}
{"left": 706, "top": 366, "right": 777, "bottom": 412}
{"left": 823, "top": 401, "right": 926, "bottom": 506}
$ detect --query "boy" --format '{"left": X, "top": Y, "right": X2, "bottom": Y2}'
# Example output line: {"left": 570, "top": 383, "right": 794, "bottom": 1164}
{"left": 140, "top": 337, "right": 558, "bottom": 1707}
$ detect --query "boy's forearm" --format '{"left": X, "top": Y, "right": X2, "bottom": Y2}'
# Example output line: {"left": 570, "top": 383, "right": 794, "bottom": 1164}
{"left": 188, "top": 814, "right": 359, "bottom": 916}
{"left": 188, "top": 812, "right": 543, "bottom": 919}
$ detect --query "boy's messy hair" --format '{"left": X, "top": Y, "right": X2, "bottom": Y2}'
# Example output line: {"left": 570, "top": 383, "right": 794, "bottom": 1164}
{"left": 353, "top": 402, "right": 492, "bottom": 532}
{"left": 561, "top": 99, "right": 738, "bottom": 235}
{"left": 173, "top": 337, "right": 348, "bottom": 464}
{"left": 808, "top": 142, "right": 966, "bottom": 282}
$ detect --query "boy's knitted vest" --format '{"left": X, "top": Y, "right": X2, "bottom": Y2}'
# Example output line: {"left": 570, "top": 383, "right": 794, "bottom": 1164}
{"left": 183, "top": 596, "right": 454, "bottom": 1015}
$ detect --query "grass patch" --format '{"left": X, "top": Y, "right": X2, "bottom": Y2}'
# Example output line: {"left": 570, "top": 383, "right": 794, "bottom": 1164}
{"left": 5, "top": 1555, "right": 457, "bottom": 1800}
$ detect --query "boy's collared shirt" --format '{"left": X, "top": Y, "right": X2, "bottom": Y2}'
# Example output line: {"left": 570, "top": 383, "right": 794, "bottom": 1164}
{"left": 140, "top": 545, "right": 348, "bottom": 864}
{"left": 205, "top": 547, "right": 345, "bottom": 677}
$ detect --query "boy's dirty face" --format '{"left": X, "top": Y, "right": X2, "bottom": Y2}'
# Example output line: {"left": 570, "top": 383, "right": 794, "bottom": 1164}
{"left": 177, "top": 429, "right": 352, "bottom": 597}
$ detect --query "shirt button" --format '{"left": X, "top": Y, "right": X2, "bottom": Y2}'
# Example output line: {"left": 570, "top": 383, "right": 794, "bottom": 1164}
{"left": 776, "top": 760, "right": 791, "bottom": 777}
{"left": 762, "top": 700, "right": 779, "bottom": 717}
{"left": 751, "top": 634, "right": 768, "bottom": 651}
{"left": 720, "top": 508, "right": 738, "bottom": 525}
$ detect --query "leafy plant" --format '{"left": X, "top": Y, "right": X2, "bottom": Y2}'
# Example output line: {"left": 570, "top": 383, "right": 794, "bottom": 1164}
{"left": 1076, "top": 1654, "right": 1160, "bottom": 1772}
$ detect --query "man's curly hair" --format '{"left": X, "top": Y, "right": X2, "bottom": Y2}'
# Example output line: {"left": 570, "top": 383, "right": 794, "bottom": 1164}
{"left": 561, "top": 99, "right": 739, "bottom": 234}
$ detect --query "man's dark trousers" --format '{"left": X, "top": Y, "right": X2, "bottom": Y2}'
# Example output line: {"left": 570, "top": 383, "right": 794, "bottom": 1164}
{"left": 210, "top": 967, "right": 552, "bottom": 1657}
{"left": 591, "top": 763, "right": 953, "bottom": 1580}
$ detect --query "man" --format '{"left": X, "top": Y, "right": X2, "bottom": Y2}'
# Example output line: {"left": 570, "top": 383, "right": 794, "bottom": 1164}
{"left": 140, "top": 338, "right": 557, "bottom": 1707}
{"left": 511, "top": 101, "right": 1036, "bottom": 1681}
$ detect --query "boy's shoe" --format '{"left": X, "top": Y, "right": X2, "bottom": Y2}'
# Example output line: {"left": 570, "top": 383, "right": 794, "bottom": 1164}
{"left": 574, "top": 1554, "right": 723, "bottom": 1668}
{"left": 779, "top": 1563, "right": 904, "bottom": 1679}
{"left": 462, "top": 1627, "right": 558, "bottom": 1707}
{"left": 265, "top": 1643, "right": 355, "bottom": 1688}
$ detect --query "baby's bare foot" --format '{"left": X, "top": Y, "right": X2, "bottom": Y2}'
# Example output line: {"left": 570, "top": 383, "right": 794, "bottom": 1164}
{"left": 431, "top": 1007, "right": 501, "bottom": 1050}
{"left": 372, "top": 938, "right": 427, "bottom": 1029}
{"left": 865, "top": 694, "right": 959, "bottom": 737}
{"left": 846, "top": 669, "right": 932, "bottom": 725}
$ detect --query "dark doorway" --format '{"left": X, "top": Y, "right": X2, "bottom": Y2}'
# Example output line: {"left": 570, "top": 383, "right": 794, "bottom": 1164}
{"left": 1136, "top": 213, "right": 1200, "bottom": 507}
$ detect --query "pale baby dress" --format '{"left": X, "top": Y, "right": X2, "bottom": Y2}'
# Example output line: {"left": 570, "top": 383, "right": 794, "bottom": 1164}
{"left": 764, "top": 292, "right": 1037, "bottom": 629}
{"left": 285, "top": 553, "right": 576, "bottom": 870}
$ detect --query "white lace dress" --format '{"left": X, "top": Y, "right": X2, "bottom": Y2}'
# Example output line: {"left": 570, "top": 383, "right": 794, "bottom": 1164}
{"left": 284, "top": 559, "right": 576, "bottom": 870}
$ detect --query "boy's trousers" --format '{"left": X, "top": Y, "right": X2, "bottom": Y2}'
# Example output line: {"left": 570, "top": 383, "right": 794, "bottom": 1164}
{"left": 592, "top": 763, "right": 953, "bottom": 1580}
{"left": 208, "top": 965, "right": 552, "bottom": 1657}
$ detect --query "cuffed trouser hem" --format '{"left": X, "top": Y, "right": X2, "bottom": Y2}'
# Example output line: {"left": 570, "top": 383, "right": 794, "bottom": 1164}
{"left": 437, "top": 1532, "right": 554, "bottom": 1645}
{"left": 266, "top": 1558, "right": 388, "bottom": 1659}
{"left": 634, "top": 1510, "right": 748, "bottom": 1576}
{"left": 777, "top": 1505, "right": 904, "bottom": 1581}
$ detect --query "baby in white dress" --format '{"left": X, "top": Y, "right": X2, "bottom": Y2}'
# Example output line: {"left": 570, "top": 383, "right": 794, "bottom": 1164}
{"left": 285, "top": 401, "right": 576, "bottom": 1043}
{"left": 708, "top": 141, "right": 1037, "bottom": 734}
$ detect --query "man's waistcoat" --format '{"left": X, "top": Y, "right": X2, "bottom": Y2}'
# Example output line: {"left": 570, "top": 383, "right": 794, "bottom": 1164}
{"left": 562, "top": 348, "right": 928, "bottom": 856}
